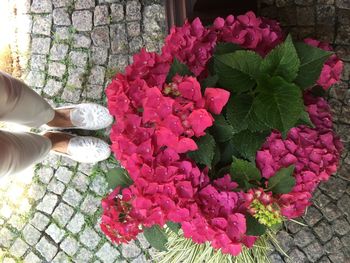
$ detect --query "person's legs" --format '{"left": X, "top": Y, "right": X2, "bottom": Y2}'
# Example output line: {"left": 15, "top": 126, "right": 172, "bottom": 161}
{"left": 0, "top": 71, "right": 112, "bottom": 177}
{"left": 0, "top": 70, "right": 55, "bottom": 127}
{"left": 0, "top": 130, "right": 52, "bottom": 178}
{"left": 0, "top": 71, "right": 111, "bottom": 129}
{"left": 0, "top": 130, "right": 111, "bottom": 178}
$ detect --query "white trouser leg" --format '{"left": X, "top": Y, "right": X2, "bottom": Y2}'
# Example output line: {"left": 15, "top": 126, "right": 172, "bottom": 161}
{"left": 0, "top": 70, "right": 55, "bottom": 127}
{"left": 0, "top": 130, "right": 52, "bottom": 178}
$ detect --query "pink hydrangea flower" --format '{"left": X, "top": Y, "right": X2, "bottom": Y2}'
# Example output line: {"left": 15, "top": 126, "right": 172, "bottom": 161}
{"left": 204, "top": 88, "right": 230, "bottom": 115}
{"left": 178, "top": 76, "right": 202, "bottom": 102}
{"left": 211, "top": 12, "right": 283, "bottom": 57}
{"left": 255, "top": 93, "right": 342, "bottom": 218}
{"left": 304, "top": 38, "right": 343, "bottom": 90}
{"left": 188, "top": 109, "right": 214, "bottom": 137}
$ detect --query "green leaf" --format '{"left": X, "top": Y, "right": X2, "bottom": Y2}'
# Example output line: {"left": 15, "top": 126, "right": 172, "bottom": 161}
{"left": 214, "top": 42, "right": 243, "bottom": 55}
{"left": 246, "top": 107, "right": 271, "bottom": 132}
{"left": 200, "top": 74, "right": 219, "bottom": 90}
{"left": 219, "top": 140, "right": 239, "bottom": 165}
{"left": 295, "top": 110, "right": 315, "bottom": 128}
{"left": 143, "top": 225, "right": 168, "bottom": 251}
{"left": 226, "top": 95, "right": 250, "bottom": 133}
{"left": 207, "top": 58, "right": 215, "bottom": 75}
{"left": 166, "top": 58, "right": 192, "bottom": 83}
{"left": 210, "top": 115, "right": 234, "bottom": 142}
{"left": 260, "top": 35, "right": 300, "bottom": 82}
{"left": 106, "top": 168, "right": 133, "bottom": 190}
{"left": 211, "top": 147, "right": 222, "bottom": 173}
{"left": 166, "top": 221, "right": 181, "bottom": 234}
{"left": 230, "top": 158, "right": 261, "bottom": 190}
{"left": 267, "top": 165, "right": 296, "bottom": 194}
{"left": 214, "top": 50, "right": 263, "bottom": 93}
{"left": 294, "top": 42, "right": 333, "bottom": 89}
{"left": 270, "top": 222, "right": 283, "bottom": 232}
{"left": 246, "top": 214, "right": 267, "bottom": 236}
{"left": 188, "top": 133, "right": 216, "bottom": 168}
{"left": 254, "top": 76, "right": 304, "bottom": 135}
{"left": 231, "top": 130, "right": 270, "bottom": 161}
{"left": 226, "top": 94, "right": 269, "bottom": 133}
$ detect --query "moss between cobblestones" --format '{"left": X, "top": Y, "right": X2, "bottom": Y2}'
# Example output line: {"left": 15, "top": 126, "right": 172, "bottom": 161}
{"left": 105, "top": 66, "right": 121, "bottom": 80}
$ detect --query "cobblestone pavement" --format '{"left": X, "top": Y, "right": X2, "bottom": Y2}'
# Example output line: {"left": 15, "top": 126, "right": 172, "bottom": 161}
{"left": 0, "top": 0, "right": 349, "bottom": 263}
{"left": 0, "top": 0, "right": 165, "bottom": 262}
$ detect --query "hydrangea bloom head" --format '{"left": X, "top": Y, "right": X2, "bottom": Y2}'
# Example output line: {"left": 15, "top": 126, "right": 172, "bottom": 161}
{"left": 304, "top": 38, "right": 343, "bottom": 90}
{"left": 255, "top": 94, "right": 342, "bottom": 219}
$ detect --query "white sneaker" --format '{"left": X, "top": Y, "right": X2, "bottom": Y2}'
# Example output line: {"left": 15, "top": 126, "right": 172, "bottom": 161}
{"left": 53, "top": 135, "right": 111, "bottom": 163}
{"left": 54, "top": 103, "right": 113, "bottom": 130}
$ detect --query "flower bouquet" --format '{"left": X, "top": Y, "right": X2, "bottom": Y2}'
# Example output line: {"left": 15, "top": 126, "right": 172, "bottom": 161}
{"left": 102, "top": 11, "right": 343, "bottom": 262}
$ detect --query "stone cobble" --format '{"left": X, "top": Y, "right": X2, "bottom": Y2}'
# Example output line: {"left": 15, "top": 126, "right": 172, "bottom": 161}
{"left": 259, "top": 0, "right": 350, "bottom": 262}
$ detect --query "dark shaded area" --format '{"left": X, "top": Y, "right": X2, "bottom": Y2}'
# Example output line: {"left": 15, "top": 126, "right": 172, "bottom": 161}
{"left": 191, "top": 0, "right": 258, "bottom": 25}
{"left": 165, "top": 0, "right": 258, "bottom": 28}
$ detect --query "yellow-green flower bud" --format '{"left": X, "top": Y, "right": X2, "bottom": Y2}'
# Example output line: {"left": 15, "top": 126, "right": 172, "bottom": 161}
{"left": 250, "top": 199, "right": 282, "bottom": 227}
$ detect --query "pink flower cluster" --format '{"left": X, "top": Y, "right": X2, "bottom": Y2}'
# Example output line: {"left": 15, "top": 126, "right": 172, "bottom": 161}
{"left": 162, "top": 17, "right": 217, "bottom": 77}
{"left": 101, "top": 187, "right": 142, "bottom": 243}
{"left": 183, "top": 175, "right": 257, "bottom": 255}
{"left": 103, "top": 12, "right": 343, "bottom": 256}
{"left": 256, "top": 93, "right": 342, "bottom": 218}
{"left": 162, "top": 11, "right": 283, "bottom": 78}
{"left": 211, "top": 12, "right": 283, "bottom": 56}
{"left": 304, "top": 38, "right": 343, "bottom": 90}
{"left": 105, "top": 48, "right": 258, "bottom": 254}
